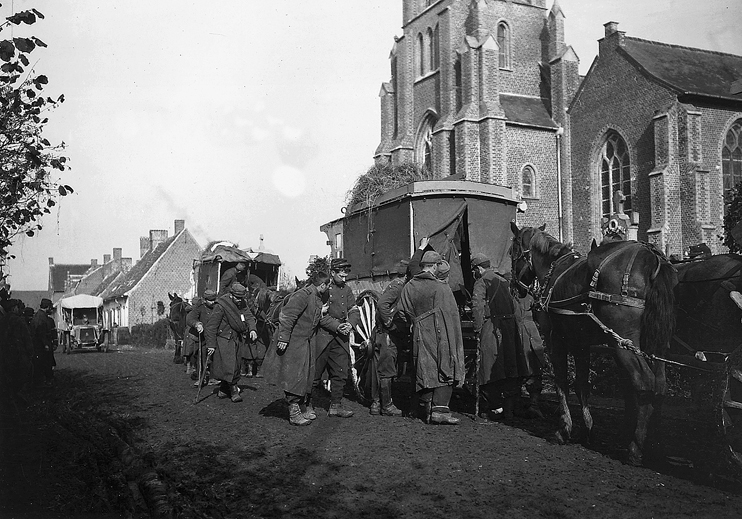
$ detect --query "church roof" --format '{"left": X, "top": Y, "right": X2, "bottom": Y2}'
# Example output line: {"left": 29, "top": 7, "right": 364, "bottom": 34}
{"left": 622, "top": 37, "right": 742, "bottom": 101}
{"left": 500, "top": 94, "right": 558, "bottom": 128}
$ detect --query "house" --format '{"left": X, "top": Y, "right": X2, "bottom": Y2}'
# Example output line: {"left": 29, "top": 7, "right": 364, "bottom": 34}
{"left": 63, "top": 248, "right": 133, "bottom": 298}
{"left": 48, "top": 258, "right": 94, "bottom": 304}
{"left": 101, "top": 220, "right": 202, "bottom": 330}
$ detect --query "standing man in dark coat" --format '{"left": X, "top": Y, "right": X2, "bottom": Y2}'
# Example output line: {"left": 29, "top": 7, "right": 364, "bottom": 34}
{"left": 186, "top": 289, "right": 218, "bottom": 386}
{"left": 371, "top": 259, "right": 408, "bottom": 416}
{"left": 471, "top": 252, "right": 530, "bottom": 420}
{"left": 399, "top": 251, "right": 465, "bottom": 425}
{"left": 205, "top": 283, "right": 257, "bottom": 402}
{"left": 311, "top": 258, "right": 360, "bottom": 418}
{"left": 0, "top": 299, "right": 33, "bottom": 399}
{"left": 31, "top": 298, "right": 56, "bottom": 386}
{"left": 219, "top": 261, "right": 248, "bottom": 296}
{"left": 263, "top": 272, "right": 334, "bottom": 426}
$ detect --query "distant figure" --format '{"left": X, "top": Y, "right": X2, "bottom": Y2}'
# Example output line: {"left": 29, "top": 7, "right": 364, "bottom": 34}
{"left": 219, "top": 262, "right": 248, "bottom": 296}
{"left": 31, "top": 298, "right": 56, "bottom": 387}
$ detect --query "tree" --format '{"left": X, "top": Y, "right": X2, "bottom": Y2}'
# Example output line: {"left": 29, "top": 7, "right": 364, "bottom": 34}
{"left": 723, "top": 184, "right": 742, "bottom": 253}
{"left": 305, "top": 255, "right": 329, "bottom": 282}
{"left": 0, "top": 7, "right": 71, "bottom": 258}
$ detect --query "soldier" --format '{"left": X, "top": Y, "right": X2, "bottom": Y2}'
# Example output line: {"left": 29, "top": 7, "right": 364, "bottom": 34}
{"left": 31, "top": 298, "right": 56, "bottom": 387}
{"left": 186, "top": 289, "right": 218, "bottom": 386}
{"left": 0, "top": 299, "right": 33, "bottom": 400}
{"left": 399, "top": 251, "right": 465, "bottom": 425}
{"left": 310, "top": 258, "right": 360, "bottom": 418}
{"left": 219, "top": 261, "right": 248, "bottom": 296}
{"left": 263, "top": 272, "right": 334, "bottom": 426}
{"left": 205, "top": 283, "right": 258, "bottom": 402}
{"left": 371, "top": 259, "right": 409, "bottom": 417}
{"left": 471, "top": 252, "right": 530, "bottom": 420}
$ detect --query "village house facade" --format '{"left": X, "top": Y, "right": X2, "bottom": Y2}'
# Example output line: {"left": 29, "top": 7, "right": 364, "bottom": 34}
{"left": 366, "top": 0, "right": 742, "bottom": 258}
{"left": 101, "top": 220, "right": 201, "bottom": 330}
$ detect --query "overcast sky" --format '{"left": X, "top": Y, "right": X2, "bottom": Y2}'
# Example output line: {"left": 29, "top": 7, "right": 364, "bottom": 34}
{"left": 4, "top": 0, "right": 741, "bottom": 290}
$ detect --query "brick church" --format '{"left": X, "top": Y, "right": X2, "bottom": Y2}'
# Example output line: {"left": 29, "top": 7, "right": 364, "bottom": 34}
{"left": 373, "top": 0, "right": 742, "bottom": 256}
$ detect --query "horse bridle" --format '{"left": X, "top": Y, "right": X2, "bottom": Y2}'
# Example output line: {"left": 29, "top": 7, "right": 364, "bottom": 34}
{"left": 510, "top": 235, "right": 536, "bottom": 297}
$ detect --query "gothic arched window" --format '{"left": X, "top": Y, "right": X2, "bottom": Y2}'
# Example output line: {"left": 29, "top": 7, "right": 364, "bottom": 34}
{"left": 416, "top": 114, "right": 437, "bottom": 175}
{"left": 599, "top": 131, "right": 631, "bottom": 217}
{"left": 723, "top": 119, "right": 742, "bottom": 192}
{"left": 416, "top": 32, "right": 424, "bottom": 77}
{"left": 521, "top": 165, "right": 536, "bottom": 198}
{"left": 427, "top": 27, "right": 435, "bottom": 72}
{"left": 497, "top": 22, "right": 511, "bottom": 69}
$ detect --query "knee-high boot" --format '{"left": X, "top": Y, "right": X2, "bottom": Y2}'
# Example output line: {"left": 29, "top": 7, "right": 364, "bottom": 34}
{"left": 380, "top": 378, "right": 402, "bottom": 416}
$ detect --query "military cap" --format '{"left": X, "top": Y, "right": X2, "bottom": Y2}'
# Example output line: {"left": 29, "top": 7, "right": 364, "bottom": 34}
{"left": 230, "top": 283, "right": 247, "bottom": 298}
{"left": 40, "top": 298, "right": 53, "bottom": 309}
{"left": 421, "top": 251, "right": 442, "bottom": 265}
{"left": 436, "top": 260, "right": 451, "bottom": 280}
{"left": 203, "top": 289, "right": 217, "bottom": 301}
{"left": 23, "top": 307, "right": 34, "bottom": 318}
{"left": 470, "top": 253, "right": 491, "bottom": 268}
{"left": 330, "top": 258, "right": 352, "bottom": 271}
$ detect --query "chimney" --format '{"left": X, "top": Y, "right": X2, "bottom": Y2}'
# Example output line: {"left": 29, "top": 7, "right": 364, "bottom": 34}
{"left": 149, "top": 230, "right": 169, "bottom": 251}
{"left": 49, "top": 257, "right": 54, "bottom": 265}
{"left": 91, "top": 259, "right": 98, "bottom": 268}
{"left": 103, "top": 254, "right": 111, "bottom": 264}
{"left": 604, "top": 21, "right": 619, "bottom": 36}
{"left": 140, "top": 236, "right": 150, "bottom": 259}
{"left": 174, "top": 219, "right": 185, "bottom": 235}
{"left": 113, "top": 248, "right": 122, "bottom": 261}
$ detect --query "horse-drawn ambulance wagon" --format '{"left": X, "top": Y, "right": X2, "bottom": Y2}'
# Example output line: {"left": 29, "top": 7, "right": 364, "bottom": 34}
{"left": 193, "top": 242, "right": 281, "bottom": 297}
{"left": 323, "top": 179, "right": 519, "bottom": 394}
{"left": 55, "top": 294, "right": 107, "bottom": 353}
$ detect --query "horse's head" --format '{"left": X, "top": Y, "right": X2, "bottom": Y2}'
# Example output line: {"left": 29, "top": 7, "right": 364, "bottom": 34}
{"left": 510, "top": 222, "right": 544, "bottom": 293}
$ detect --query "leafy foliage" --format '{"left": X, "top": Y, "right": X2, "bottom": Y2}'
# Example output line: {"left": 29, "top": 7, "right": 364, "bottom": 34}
{"left": 345, "top": 162, "right": 433, "bottom": 210}
{"left": 305, "top": 255, "right": 329, "bottom": 282}
{"left": 722, "top": 183, "right": 742, "bottom": 253}
{"left": 0, "top": 8, "right": 70, "bottom": 257}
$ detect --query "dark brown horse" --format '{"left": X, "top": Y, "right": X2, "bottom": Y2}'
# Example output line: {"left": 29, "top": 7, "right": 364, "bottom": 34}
{"left": 168, "top": 293, "right": 190, "bottom": 364}
{"left": 510, "top": 223, "right": 677, "bottom": 465}
{"left": 673, "top": 254, "right": 742, "bottom": 469}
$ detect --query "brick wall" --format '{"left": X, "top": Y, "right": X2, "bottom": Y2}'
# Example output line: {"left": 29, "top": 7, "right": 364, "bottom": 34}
{"left": 127, "top": 231, "right": 201, "bottom": 326}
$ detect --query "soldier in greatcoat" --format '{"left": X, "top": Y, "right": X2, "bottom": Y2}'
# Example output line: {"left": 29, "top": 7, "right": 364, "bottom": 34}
{"left": 371, "top": 259, "right": 409, "bottom": 417}
{"left": 471, "top": 252, "right": 531, "bottom": 420}
{"left": 310, "top": 258, "right": 360, "bottom": 418}
{"left": 205, "top": 283, "right": 257, "bottom": 402}
{"left": 399, "top": 251, "right": 465, "bottom": 425}
{"left": 186, "top": 289, "right": 218, "bottom": 386}
{"left": 31, "top": 298, "right": 56, "bottom": 386}
{"left": 263, "top": 272, "right": 334, "bottom": 426}
{"left": 0, "top": 299, "right": 33, "bottom": 399}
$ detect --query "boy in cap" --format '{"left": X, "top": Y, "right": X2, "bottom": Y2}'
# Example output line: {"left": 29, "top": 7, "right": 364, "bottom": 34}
{"left": 186, "top": 289, "right": 218, "bottom": 386}
{"left": 399, "top": 250, "right": 465, "bottom": 425}
{"left": 310, "top": 257, "right": 360, "bottom": 418}
{"left": 205, "top": 283, "right": 258, "bottom": 402}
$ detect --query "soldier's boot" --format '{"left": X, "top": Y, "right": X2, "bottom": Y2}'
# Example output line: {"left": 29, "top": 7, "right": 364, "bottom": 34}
{"left": 288, "top": 403, "right": 311, "bottom": 426}
{"left": 302, "top": 396, "right": 317, "bottom": 420}
{"left": 328, "top": 403, "right": 354, "bottom": 418}
{"left": 379, "top": 378, "right": 402, "bottom": 417}
{"left": 369, "top": 400, "right": 381, "bottom": 415}
{"left": 430, "top": 406, "right": 460, "bottom": 425}
{"left": 230, "top": 385, "right": 243, "bottom": 403}
{"left": 417, "top": 401, "right": 432, "bottom": 424}
{"left": 254, "top": 362, "right": 263, "bottom": 378}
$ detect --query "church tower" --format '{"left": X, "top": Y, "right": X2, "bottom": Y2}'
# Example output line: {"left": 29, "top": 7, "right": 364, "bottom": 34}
{"left": 376, "top": 0, "right": 579, "bottom": 240}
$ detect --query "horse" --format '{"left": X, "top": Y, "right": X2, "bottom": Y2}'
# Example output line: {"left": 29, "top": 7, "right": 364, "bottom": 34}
{"left": 510, "top": 222, "right": 677, "bottom": 465}
{"left": 168, "top": 293, "right": 191, "bottom": 364}
{"left": 672, "top": 253, "right": 742, "bottom": 469}
{"left": 245, "top": 286, "right": 292, "bottom": 376}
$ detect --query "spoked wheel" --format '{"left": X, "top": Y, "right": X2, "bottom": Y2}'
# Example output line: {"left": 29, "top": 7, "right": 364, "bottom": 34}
{"left": 349, "top": 290, "right": 379, "bottom": 404}
{"left": 721, "top": 350, "right": 742, "bottom": 471}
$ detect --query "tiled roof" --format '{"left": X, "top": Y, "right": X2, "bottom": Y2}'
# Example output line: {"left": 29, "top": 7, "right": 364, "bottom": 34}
{"left": 92, "top": 271, "right": 123, "bottom": 297}
{"left": 622, "top": 37, "right": 742, "bottom": 101}
{"left": 103, "top": 235, "right": 177, "bottom": 300}
{"left": 500, "top": 94, "right": 558, "bottom": 128}
{"left": 74, "top": 266, "right": 103, "bottom": 295}
{"left": 49, "top": 264, "right": 91, "bottom": 292}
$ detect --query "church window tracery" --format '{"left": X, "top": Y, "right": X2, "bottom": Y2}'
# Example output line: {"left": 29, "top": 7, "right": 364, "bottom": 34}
{"left": 521, "top": 165, "right": 537, "bottom": 198}
{"left": 497, "top": 22, "right": 511, "bottom": 69}
{"left": 416, "top": 114, "right": 437, "bottom": 175}
{"left": 723, "top": 119, "right": 742, "bottom": 192}
{"left": 599, "top": 132, "right": 631, "bottom": 218}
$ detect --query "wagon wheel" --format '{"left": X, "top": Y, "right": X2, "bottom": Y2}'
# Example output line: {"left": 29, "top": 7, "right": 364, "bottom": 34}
{"left": 349, "top": 291, "right": 379, "bottom": 404}
{"left": 721, "top": 349, "right": 742, "bottom": 471}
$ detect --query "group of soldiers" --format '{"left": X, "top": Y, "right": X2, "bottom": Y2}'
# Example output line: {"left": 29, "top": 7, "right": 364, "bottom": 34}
{"left": 0, "top": 293, "right": 60, "bottom": 401}
{"left": 180, "top": 237, "right": 544, "bottom": 427}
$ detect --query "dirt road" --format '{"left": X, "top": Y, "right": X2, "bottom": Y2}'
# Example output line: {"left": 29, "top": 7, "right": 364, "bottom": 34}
{"left": 2, "top": 347, "right": 741, "bottom": 518}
